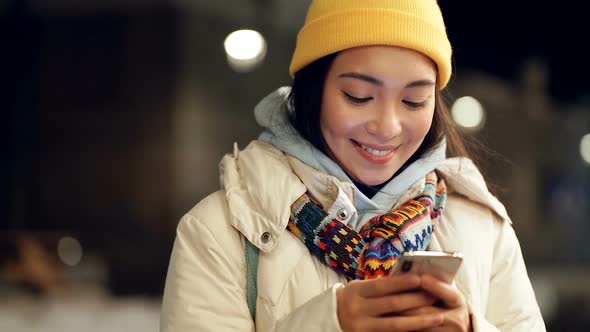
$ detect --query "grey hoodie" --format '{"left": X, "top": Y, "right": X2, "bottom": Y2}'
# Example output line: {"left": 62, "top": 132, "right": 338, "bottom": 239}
{"left": 255, "top": 87, "right": 446, "bottom": 230}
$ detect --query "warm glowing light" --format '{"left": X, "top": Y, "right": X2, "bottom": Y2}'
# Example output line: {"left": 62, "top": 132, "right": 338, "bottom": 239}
{"left": 224, "top": 29, "right": 267, "bottom": 72}
{"left": 451, "top": 96, "right": 485, "bottom": 130}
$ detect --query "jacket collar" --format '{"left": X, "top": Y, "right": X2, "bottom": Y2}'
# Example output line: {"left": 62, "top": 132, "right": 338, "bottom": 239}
{"left": 220, "top": 141, "right": 511, "bottom": 254}
{"left": 220, "top": 141, "right": 306, "bottom": 253}
{"left": 286, "top": 156, "right": 356, "bottom": 212}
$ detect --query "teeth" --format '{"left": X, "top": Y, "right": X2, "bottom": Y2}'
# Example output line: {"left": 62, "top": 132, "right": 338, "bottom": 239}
{"left": 359, "top": 143, "right": 392, "bottom": 157}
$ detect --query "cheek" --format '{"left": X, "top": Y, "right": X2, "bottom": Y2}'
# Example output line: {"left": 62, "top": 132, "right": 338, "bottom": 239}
{"left": 408, "top": 110, "right": 435, "bottom": 143}
{"left": 321, "top": 100, "right": 355, "bottom": 138}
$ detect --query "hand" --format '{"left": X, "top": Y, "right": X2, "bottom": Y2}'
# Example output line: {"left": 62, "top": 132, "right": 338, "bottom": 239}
{"left": 336, "top": 274, "right": 444, "bottom": 332}
{"left": 401, "top": 275, "right": 471, "bottom": 332}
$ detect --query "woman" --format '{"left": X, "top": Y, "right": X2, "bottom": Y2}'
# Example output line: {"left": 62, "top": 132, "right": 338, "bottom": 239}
{"left": 161, "top": 1, "right": 546, "bottom": 331}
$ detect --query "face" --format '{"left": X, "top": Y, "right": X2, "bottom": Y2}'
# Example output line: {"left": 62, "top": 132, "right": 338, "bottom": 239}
{"left": 320, "top": 46, "right": 437, "bottom": 186}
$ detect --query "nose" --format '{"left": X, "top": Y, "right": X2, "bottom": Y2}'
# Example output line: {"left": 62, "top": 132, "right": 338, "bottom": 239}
{"left": 365, "top": 103, "right": 402, "bottom": 141}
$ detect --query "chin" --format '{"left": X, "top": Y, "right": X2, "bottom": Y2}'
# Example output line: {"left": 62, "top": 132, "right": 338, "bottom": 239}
{"left": 366, "top": 180, "right": 388, "bottom": 187}
{"left": 356, "top": 174, "right": 390, "bottom": 187}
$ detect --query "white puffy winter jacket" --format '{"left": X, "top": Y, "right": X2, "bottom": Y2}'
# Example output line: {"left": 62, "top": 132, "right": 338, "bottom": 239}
{"left": 160, "top": 141, "right": 546, "bottom": 332}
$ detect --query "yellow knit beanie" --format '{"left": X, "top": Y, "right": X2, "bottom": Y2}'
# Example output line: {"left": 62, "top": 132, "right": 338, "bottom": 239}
{"left": 289, "top": 0, "right": 453, "bottom": 89}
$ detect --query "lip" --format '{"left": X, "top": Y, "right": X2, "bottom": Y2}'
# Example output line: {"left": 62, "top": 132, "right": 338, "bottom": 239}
{"left": 351, "top": 140, "right": 398, "bottom": 164}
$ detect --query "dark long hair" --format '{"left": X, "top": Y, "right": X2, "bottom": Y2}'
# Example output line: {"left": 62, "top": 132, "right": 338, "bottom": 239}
{"left": 287, "top": 53, "right": 475, "bottom": 169}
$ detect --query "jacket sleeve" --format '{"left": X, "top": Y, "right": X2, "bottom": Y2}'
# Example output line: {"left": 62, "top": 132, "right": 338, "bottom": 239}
{"left": 160, "top": 213, "right": 345, "bottom": 332}
{"left": 161, "top": 214, "right": 255, "bottom": 332}
{"left": 469, "top": 215, "right": 546, "bottom": 332}
{"left": 273, "top": 284, "right": 344, "bottom": 332}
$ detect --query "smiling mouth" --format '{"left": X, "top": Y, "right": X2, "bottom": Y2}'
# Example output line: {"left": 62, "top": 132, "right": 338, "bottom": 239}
{"left": 351, "top": 140, "right": 395, "bottom": 157}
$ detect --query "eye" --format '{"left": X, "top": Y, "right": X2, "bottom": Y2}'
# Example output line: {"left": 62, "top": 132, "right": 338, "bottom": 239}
{"left": 403, "top": 100, "right": 427, "bottom": 110}
{"left": 343, "top": 91, "right": 373, "bottom": 105}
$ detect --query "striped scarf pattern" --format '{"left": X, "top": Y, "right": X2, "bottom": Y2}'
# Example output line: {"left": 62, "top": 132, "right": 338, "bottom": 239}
{"left": 287, "top": 172, "right": 447, "bottom": 280}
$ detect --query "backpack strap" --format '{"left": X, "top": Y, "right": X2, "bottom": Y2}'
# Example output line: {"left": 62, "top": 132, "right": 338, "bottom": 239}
{"left": 245, "top": 238, "right": 259, "bottom": 321}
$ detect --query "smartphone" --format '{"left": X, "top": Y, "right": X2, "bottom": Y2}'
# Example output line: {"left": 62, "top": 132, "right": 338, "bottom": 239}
{"left": 391, "top": 251, "right": 463, "bottom": 284}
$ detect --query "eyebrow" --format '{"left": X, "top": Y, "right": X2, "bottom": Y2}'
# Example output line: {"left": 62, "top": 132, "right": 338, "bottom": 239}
{"left": 338, "top": 72, "right": 435, "bottom": 89}
{"left": 338, "top": 72, "right": 383, "bottom": 86}
{"left": 405, "top": 79, "right": 436, "bottom": 89}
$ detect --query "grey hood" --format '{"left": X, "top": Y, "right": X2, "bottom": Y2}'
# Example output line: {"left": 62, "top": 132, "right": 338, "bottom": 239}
{"left": 254, "top": 87, "right": 447, "bottom": 228}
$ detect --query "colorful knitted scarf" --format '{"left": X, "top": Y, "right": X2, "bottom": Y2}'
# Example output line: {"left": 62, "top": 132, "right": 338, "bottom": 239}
{"left": 287, "top": 172, "right": 447, "bottom": 280}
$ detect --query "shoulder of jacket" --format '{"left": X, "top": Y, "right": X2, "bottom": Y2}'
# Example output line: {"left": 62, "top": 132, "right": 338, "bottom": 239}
{"left": 445, "top": 192, "right": 497, "bottom": 226}
{"left": 174, "top": 191, "right": 247, "bottom": 283}
{"left": 180, "top": 190, "right": 244, "bottom": 252}
{"left": 436, "top": 157, "right": 511, "bottom": 224}
{"left": 185, "top": 190, "right": 228, "bottom": 222}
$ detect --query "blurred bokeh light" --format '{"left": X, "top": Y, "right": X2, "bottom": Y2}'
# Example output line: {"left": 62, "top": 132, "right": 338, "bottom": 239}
{"left": 57, "top": 237, "right": 83, "bottom": 267}
{"left": 224, "top": 29, "right": 267, "bottom": 72}
{"left": 451, "top": 96, "right": 485, "bottom": 130}
{"left": 580, "top": 133, "right": 590, "bottom": 166}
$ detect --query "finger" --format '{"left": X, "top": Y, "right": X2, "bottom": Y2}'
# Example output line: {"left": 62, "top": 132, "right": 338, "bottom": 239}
{"left": 357, "top": 274, "right": 421, "bottom": 298}
{"left": 420, "top": 274, "right": 464, "bottom": 308}
{"left": 364, "top": 291, "right": 437, "bottom": 316}
{"left": 399, "top": 305, "right": 442, "bottom": 316}
{"left": 401, "top": 306, "right": 467, "bottom": 332}
{"left": 368, "top": 312, "right": 444, "bottom": 331}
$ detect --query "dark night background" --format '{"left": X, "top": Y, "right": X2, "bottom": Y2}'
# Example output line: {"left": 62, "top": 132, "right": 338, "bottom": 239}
{"left": 440, "top": 2, "right": 589, "bottom": 103}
